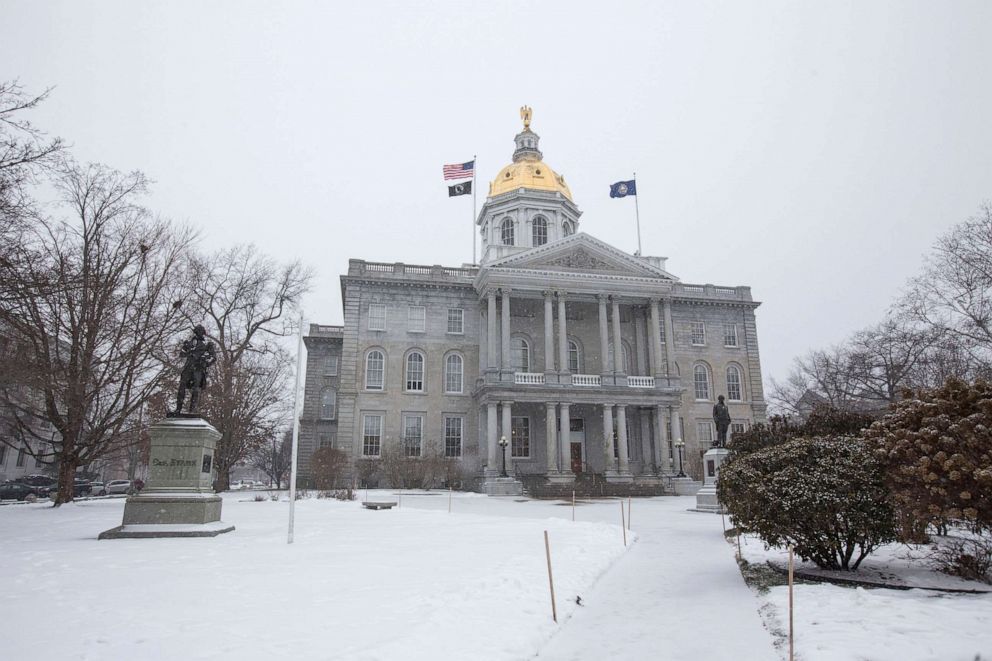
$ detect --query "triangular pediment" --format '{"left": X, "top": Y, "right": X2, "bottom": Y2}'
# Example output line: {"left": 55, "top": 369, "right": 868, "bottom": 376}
{"left": 484, "top": 233, "right": 677, "bottom": 280}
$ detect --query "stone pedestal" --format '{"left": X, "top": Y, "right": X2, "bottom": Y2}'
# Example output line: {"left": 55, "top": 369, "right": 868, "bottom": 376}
{"left": 694, "top": 447, "right": 730, "bottom": 513}
{"left": 484, "top": 477, "right": 524, "bottom": 497}
{"left": 671, "top": 476, "right": 702, "bottom": 496}
{"left": 100, "top": 416, "right": 235, "bottom": 539}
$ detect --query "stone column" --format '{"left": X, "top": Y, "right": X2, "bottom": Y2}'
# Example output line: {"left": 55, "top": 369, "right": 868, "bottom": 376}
{"left": 501, "top": 401, "right": 513, "bottom": 449}
{"left": 598, "top": 294, "right": 610, "bottom": 376}
{"left": 655, "top": 404, "right": 672, "bottom": 473}
{"left": 559, "top": 402, "right": 571, "bottom": 473}
{"left": 500, "top": 289, "right": 511, "bottom": 374}
{"left": 557, "top": 292, "right": 569, "bottom": 377}
{"left": 487, "top": 291, "right": 497, "bottom": 370}
{"left": 602, "top": 403, "right": 615, "bottom": 472}
{"left": 486, "top": 402, "right": 498, "bottom": 472}
{"left": 543, "top": 290, "right": 555, "bottom": 375}
{"left": 545, "top": 402, "right": 558, "bottom": 474}
{"left": 634, "top": 307, "right": 647, "bottom": 375}
{"left": 479, "top": 308, "right": 488, "bottom": 373}
{"left": 649, "top": 298, "right": 664, "bottom": 378}
{"left": 639, "top": 410, "right": 653, "bottom": 473}
{"left": 616, "top": 405, "right": 631, "bottom": 474}
{"left": 662, "top": 298, "right": 676, "bottom": 378}
{"left": 611, "top": 296, "right": 624, "bottom": 375}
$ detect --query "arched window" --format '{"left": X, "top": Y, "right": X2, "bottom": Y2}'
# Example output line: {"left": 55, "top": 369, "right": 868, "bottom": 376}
{"left": 405, "top": 351, "right": 424, "bottom": 391}
{"left": 511, "top": 337, "right": 530, "bottom": 372}
{"left": 694, "top": 364, "right": 711, "bottom": 400}
{"left": 562, "top": 220, "right": 574, "bottom": 237}
{"left": 621, "top": 342, "right": 632, "bottom": 375}
{"left": 568, "top": 340, "right": 580, "bottom": 373}
{"left": 444, "top": 354, "right": 464, "bottom": 393}
{"left": 320, "top": 389, "right": 336, "bottom": 419}
{"left": 532, "top": 216, "right": 548, "bottom": 246}
{"left": 500, "top": 218, "right": 515, "bottom": 246}
{"left": 365, "top": 350, "right": 385, "bottom": 390}
{"left": 726, "top": 365, "right": 743, "bottom": 401}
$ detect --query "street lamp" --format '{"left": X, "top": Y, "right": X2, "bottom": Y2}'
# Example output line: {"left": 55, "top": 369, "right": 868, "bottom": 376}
{"left": 498, "top": 435, "right": 509, "bottom": 478}
{"left": 674, "top": 440, "right": 686, "bottom": 478}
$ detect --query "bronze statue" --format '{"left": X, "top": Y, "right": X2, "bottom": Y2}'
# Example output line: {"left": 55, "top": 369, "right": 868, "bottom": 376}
{"left": 520, "top": 105, "right": 532, "bottom": 130}
{"left": 171, "top": 324, "right": 216, "bottom": 416}
{"left": 713, "top": 395, "right": 732, "bottom": 448}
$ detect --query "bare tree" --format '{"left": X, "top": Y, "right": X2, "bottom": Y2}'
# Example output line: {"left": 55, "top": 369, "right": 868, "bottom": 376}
{"left": 252, "top": 428, "right": 292, "bottom": 489}
{"left": 183, "top": 245, "right": 312, "bottom": 491}
{"left": 0, "top": 161, "right": 195, "bottom": 504}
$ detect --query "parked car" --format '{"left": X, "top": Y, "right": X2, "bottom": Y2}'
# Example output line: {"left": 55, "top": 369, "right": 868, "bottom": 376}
{"left": 89, "top": 481, "right": 106, "bottom": 496}
{"left": 104, "top": 480, "right": 131, "bottom": 495}
{"left": 15, "top": 475, "right": 56, "bottom": 496}
{"left": 0, "top": 481, "right": 42, "bottom": 501}
{"left": 71, "top": 479, "right": 92, "bottom": 497}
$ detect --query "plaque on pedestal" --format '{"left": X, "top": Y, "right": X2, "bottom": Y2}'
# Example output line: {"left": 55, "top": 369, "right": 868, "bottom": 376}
{"left": 694, "top": 447, "right": 730, "bottom": 513}
{"left": 99, "top": 417, "right": 235, "bottom": 539}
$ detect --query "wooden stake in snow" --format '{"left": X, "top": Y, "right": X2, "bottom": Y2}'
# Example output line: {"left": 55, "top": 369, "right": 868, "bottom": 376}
{"left": 544, "top": 530, "right": 558, "bottom": 623}
{"left": 620, "top": 500, "right": 627, "bottom": 546}
{"left": 398, "top": 493, "right": 402, "bottom": 509}
{"left": 788, "top": 544, "right": 795, "bottom": 661}
{"left": 448, "top": 486, "right": 452, "bottom": 513}
{"left": 571, "top": 490, "right": 575, "bottom": 522}
{"left": 721, "top": 509, "right": 726, "bottom": 532}
{"left": 627, "top": 496, "right": 632, "bottom": 530}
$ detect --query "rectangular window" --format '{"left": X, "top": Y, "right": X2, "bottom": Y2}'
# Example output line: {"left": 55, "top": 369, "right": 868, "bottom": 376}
{"left": 408, "top": 306, "right": 426, "bottom": 333}
{"left": 724, "top": 323, "right": 738, "bottom": 347}
{"left": 447, "top": 308, "right": 464, "bottom": 334}
{"left": 323, "top": 355, "right": 339, "bottom": 375}
{"left": 731, "top": 422, "right": 747, "bottom": 439}
{"left": 403, "top": 415, "right": 423, "bottom": 457}
{"left": 659, "top": 323, "right": 666, "bottom": 344}
{"left": 362, "top": 414, "right": 383, "bottom": 457}
{"left": 368, "top": 304, "right": 386, "bottom": 331}
{"left": 511, "top": 417, "right": 530, "bottom": 458}
{"left": 691, "top": 321, "right": 706, "bottom": 346}
{"left": 697, "top": 421, "right": 714, "bottom": 443}
{"left": 444, "top": 416, "right": 463, "bottom": 458}
{"left": 0, "top": 444, "right": 6, "bottom": 465}
{"left": 16, "top": 448, "right": 27, "bottom": 467}
{"left": 318, "top": 432, "right": 335, "bottom": 448}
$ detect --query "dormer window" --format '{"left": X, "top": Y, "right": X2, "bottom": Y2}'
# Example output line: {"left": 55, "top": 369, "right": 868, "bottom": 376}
{"left": 501, "top": 218, "right": 515, "bottom": 246}
{"left": 532, "top": 217, "right": 548, "bottom": 246}
{"left": 563, "top": 220, "right": 574, "bottom": 237}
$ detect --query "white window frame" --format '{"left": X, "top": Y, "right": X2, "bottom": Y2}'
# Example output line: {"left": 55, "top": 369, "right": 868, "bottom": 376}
{"left": 724, "top": 323, "right": 739, "bottom": 348}
{"left": 318, "top": 432, "right": 336, "bottom": 448}
{"left": 691, "top": 321, "right": 706, "bottom": 346}
{"left": 402, "top": 414, "right": 424, "bottom": 457}
{"left": 726, "top": 365, "right": 743, "bottom": 401}
{"left": 693, "top": 364, "right": 711, "bottom": 400}
{"left": 511, "top": 337, "right": 530, "bottom": 372}
{"left": 446, "top": 308, "right": 464, "bottom": 335}
{"left": 362, "top": 414, "right": 383, "bottom": 457}
{"left": 320, "top": 389, "right": 337, "bottom": 419}
{"left": 532, "top": 216, "right": 548, "bottom": 246}
{"left": 568, "top": 340, "right": 581, "bottom": 373}
{"left": 511, "top": 416, "right": 530, "bottom": 458}
{"left": 408, "top": 305, "right": 426, "bottom": 333}
{"left": 444, "top": 416, "right": 463, "bottom": 458}
{"left": 500, "top": 218, "right": 515, "bottom": 245}
{"left": 323, "top": 355, "right": 339, "bottom": 376}
{"left": 697, "top": 421, "right": 714, "bottom": 443}
{"left": 368, "top": 304, "right": 386, "bottom": 331}
{"left": 365, "top": 350, "right": 385, "bottom": 391}
{"left": 405, "top": 351, "right": 425, "bottom": 392}
{"left": 444, "top": 353, "right": 464, "bottom": 394}
{"left": 730, "top": 421, "right": 748, "bottom": 438}
{"left": 659, "top": 323, "right": 666, "bottom": 344}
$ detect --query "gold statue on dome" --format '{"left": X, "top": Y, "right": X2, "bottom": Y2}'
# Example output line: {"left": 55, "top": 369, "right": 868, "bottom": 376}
{"left": 520, "top": 105, "right": 532, "bottom": 130}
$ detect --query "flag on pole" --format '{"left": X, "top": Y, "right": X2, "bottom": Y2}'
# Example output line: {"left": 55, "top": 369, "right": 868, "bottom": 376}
{"left": 610, "top": 180, "right": 637, "bottom": 198}
{"left": 448, "top": 181, "right": 472, "bottom": 197}
{"left": 443, "top": 160, "right": 475, "bottom": 180}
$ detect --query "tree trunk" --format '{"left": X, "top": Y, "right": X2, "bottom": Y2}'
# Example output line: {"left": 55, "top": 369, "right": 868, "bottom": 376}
{"left": 54, "top": 457, "right": 78, "bottom": 506}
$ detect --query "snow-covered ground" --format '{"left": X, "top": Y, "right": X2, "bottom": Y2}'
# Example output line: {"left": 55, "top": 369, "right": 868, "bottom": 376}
{"left": 2, "top": 492, "right": 990, "bottom": 660}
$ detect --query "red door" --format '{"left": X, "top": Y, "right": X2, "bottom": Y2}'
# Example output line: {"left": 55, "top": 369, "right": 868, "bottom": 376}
{"left": 570, "top": 443, "right": 583, "bottom": 474}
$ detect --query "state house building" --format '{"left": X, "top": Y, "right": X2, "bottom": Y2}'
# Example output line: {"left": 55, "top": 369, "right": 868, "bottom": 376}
{"left": 300, "top": 112, "right": 766, "bottom": 493}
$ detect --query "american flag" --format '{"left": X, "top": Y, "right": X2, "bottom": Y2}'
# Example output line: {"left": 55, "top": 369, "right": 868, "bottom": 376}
{"left": 443, "top": 160, "right": 475, "bottom": 180}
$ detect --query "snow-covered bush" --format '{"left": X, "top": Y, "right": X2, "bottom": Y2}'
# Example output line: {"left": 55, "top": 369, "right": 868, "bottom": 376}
{"left": 719, "top": 435, "right": 895, "bottom": 570}
{"left": 865, "top": 378, "right": 992, "bottom": 539}
{"left": 311, "top": 447, "right": 348, "bottom": 490}
{"left": 930, "top": 535, "right": 992, "bottom": 583}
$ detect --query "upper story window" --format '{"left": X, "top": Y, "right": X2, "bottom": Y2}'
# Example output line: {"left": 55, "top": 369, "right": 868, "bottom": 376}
{"left": 693, "top": 364, "right": 711, "bottom": 400}
{"left": 691, "top": 321, "right": 706, "bottom": 346}
{"left": 659, "top": 323, "right": 666, "bottom": 344}
{"left": 447, "top": 308, "right": 464, "bottom": 334}
{"left": 16, "top": 448, "right": 27, "bottom": 467}
{"left": 500, "top": 218, "right": 515, "bottom": 246}
{"left": 532, "top": 217, "right": 548, "bottom": 246}
{"left": 405, "top": 352, "right": 425, "bottom": 392}
{"left": 726, "top": 365, "right": 743, "bottom": 401}
{"left": 620, "top": 342, "right": 632, "bottom": 374}
{"left": 562, "top": 220, "right": 574, "bottom": 236}
{"left": 568, "top": 340, "right": 580, "bottom": 373}
{"left": 320, "top": 389, "right": 336, "bottom": 419}
{"left": 724, "top": 323, "right": 739, "bottom": 347}
{"left": 408, "top": 306, "right": 426, "bottom": 333}
{"left": 323, "top": 355, "right": 338, "bottom": 376}
{"left": 511, "top": 337, "right": 530, "bottom": 372}
{"left": 697, "top": 421, "right": 714, "bottom": 444}
{"left": 444, "top": 354, "right": 464, "bottom": 393}
{"left": 365, "top": 350, "right": 385, "bottom": 390}
{"left": 368, "top": 304, "right": 386, "bottom": 331}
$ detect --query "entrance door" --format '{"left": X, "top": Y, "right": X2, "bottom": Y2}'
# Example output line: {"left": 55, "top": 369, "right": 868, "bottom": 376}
{"left": 569, "top": 418, "right": 585, "bottom": 474}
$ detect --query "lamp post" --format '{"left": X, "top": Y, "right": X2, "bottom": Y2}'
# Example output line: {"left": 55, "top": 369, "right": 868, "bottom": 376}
{"left": 674, "top": 440, "right": 686, "bottom": 478}
{"left": 498, "top": 435, "right": 509, "bottom": 478}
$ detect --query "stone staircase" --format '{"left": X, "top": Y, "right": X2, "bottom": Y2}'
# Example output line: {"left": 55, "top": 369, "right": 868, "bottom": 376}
{"left": 519, "top": 472, "right": 673, "bottom": 499}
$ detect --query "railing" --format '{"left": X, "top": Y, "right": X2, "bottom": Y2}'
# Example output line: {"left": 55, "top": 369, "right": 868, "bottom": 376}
{"left": 627, "top": 376, "right": 655, "bottom": 388}
{"left": 572, "top": 374, "right": 602, "bottom": 387}
{"left": 514, "top": 372, "right": 545, "bottom": 385}
{"left": 364, "top": 263, "right": 393, "bottom": 272}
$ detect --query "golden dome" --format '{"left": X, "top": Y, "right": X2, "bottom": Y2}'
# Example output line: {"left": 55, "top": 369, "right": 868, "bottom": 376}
{"left": 489, "top": 159, "right": 573, "bottom": 201}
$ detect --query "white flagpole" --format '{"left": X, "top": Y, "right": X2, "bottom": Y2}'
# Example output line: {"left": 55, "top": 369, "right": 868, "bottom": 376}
{"left": 633, "top": 171, "right": 642, "bottom": 256}
{"left": 472, "top": 154, "right": 478, "bottom": 265}
{"left": 287, "top": 312, "right": 304, "bottom": 544}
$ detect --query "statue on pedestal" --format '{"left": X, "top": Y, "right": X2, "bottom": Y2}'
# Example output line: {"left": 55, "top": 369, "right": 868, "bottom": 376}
{"left": 713, "top": 395, "right": 731, "bottom": 448}
{"left": 170, "top": 324, "right": 216, "bottom": 416}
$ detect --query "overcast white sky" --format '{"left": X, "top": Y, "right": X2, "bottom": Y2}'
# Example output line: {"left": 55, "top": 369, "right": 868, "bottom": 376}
{"left": 3, "top": 0, "right": 991, "bottom": 390}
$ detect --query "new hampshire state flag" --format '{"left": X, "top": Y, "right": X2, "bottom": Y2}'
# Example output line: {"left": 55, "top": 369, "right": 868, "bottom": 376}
{"left": 610, "top": 180, "right": 637, "bottom": 198}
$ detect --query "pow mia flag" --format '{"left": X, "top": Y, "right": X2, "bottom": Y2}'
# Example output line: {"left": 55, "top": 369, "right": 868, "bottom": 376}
{"left": 448, "top": 181, "right": 472, "bottom": 197}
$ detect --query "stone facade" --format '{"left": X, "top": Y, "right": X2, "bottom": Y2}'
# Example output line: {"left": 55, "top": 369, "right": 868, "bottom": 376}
{"left": 300, "top": 118, "right": 766, "bottom": 491}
